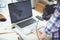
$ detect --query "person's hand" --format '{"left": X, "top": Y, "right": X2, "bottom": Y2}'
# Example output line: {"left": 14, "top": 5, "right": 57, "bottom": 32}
{"left": 31, "top": 30, "right": 45, "bottom": 40}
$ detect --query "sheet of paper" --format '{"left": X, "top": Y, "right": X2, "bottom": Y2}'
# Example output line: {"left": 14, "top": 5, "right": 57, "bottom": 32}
{"left": 0, "top": 33, "right": 18, "bottom": 40}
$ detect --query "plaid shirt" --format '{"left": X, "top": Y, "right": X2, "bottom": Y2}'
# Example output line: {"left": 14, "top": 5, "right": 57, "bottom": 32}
{"left": 45, "top": 5, "right": 60, "bottom": 40}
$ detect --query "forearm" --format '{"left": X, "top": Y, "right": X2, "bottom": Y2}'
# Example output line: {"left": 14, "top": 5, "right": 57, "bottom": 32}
{"left": 37, "top": 30, "right": 52, "bottom": 40}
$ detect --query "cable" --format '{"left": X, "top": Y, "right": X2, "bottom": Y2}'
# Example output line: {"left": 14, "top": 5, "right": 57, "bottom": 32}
{"left": 36, "top": 20, "right": 40, "bottom": 40}
{"left": 12, "top": 27, "right": 23, "bottom": 40}
{"left": 12, "top": 30, "right": 23, "bottom": 40}
{"left": 36, "top": 19, "right": 44, "bottom": 40}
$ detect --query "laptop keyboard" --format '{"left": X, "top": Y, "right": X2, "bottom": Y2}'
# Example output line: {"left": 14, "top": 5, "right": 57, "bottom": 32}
{"left": 17, "top": 18, "right": 36, "bottom": 28}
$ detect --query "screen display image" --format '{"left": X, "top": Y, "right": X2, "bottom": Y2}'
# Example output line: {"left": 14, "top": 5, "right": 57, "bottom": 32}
{"left": 8, "top": 0, "right": 32, "bottom": 23}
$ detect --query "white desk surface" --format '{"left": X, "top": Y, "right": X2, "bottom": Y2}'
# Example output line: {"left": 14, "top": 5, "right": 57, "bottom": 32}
{"left": 0, "top": 33, "right": 18, "bottom": 40}
{"left": 0, "top": 5, "right": 47, "bottom": 40}
{"left": 13, "top": 9, "right": 47, "bottom": 40}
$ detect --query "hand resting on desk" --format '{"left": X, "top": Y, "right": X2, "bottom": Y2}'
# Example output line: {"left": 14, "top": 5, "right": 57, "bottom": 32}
{"left": 31, "top": 30, "right": 45, "bottom": 40}
{"left": 31, "top": 30, "right": 52, "bottom": 40}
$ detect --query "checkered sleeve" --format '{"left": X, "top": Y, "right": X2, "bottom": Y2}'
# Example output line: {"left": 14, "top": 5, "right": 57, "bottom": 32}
{"left": 44, "top": 15, "right": 56, "bottom": 35}
{"left": 44, "top": 7, "right": 60, "bottom": 35}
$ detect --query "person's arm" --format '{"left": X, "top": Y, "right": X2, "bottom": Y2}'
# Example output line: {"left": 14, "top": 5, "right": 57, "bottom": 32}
{"left": 31, "top": 5, "right": 60, "bottom": 40}
{"left": 44, "top": 5, "right": 60, "bottom": 35}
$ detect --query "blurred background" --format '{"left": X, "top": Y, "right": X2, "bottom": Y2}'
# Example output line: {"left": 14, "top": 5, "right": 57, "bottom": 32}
{"left": 0, "top": 0, "right": 57, "bottom": 13}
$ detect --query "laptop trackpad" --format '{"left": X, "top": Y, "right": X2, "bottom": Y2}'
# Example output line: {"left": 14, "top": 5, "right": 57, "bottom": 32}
{"left": 17, "top": 18, "right": 36, "bottom": 28}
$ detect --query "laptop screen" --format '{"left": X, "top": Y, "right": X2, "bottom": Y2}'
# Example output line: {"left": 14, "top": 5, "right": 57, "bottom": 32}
{"left": 8, "top": 0, "right": 32, "bottom": 23}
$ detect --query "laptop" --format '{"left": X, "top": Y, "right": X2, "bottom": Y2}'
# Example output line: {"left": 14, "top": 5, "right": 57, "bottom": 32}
{"left": 8, "top": 0, "right": 36, "bottom": 28}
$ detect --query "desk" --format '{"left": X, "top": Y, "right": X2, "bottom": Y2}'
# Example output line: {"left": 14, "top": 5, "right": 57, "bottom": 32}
{"left": 0, "top": 29, "right": 19, "bottom": 40}
{"left": 13, "top": 9, "right": 47, "bottom": 40}
{"left": 0, "top": 4, "right": 47, "bottom": 39}
{"left": 0, "top": 5, "right": 19, "bottom": 40}
{"left": 0, "top": 7, "right": 47, "bottom": 40}
{"left": 0, "top": 33, "right": 18, "bottom": 40}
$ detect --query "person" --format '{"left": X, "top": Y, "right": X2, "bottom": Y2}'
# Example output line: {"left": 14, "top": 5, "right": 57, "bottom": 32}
{"left": 32, "top": 0, "right": 60, "bottom": 40}
{"left": 0, "top": 0, "right": 6, "bottom": 22}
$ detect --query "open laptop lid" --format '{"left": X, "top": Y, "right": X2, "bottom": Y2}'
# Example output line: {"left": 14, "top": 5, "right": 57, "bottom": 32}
{"left": 8, "top": 0, "right": 32, "bottom": 23}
